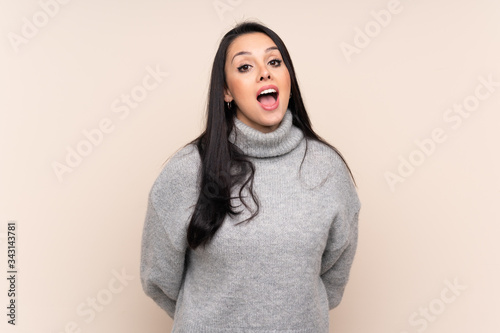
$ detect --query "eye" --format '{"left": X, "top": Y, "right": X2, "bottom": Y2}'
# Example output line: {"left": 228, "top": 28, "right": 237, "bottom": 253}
{"left": 269, "top": 59, "right": 282, "bottom": 67}
{"left": 237, "top": 64, "right": 251, "bottom": 72}
{"left": 236, "top": 59, "right": 282, "bottom": 73}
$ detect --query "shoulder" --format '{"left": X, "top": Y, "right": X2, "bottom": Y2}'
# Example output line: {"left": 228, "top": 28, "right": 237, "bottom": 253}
{"left": 149, "top": 143, "right": 201, "bottom": 205}
{"left": 306, "top": 139, "right": 361, "bottom": 210}
{"left": 157, "top": 143, "right": 201, "bottom": 183}
{"left": 305, "top": 139, "right": 352, "bottom": 180}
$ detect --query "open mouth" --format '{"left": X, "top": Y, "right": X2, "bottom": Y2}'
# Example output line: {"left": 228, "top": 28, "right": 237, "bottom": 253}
{"left": 256, "top": 87, "right": 279, "bottom": 109}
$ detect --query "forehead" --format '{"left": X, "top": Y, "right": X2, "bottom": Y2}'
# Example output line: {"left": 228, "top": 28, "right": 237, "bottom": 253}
{"left": 227, "top": 32, "right": 278, "bottom": 55}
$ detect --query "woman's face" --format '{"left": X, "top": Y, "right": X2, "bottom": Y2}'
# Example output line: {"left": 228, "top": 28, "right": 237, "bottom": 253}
{"left": 224, "top": 32, "right": 291, "bottom": 133}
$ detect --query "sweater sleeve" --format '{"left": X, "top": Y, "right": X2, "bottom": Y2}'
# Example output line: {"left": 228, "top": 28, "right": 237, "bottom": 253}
{"left": 140, "top": 147, "right": 198, "bottom": 319}
{"left": 140, "top": 196, "right": 187, "bottom": 319}
{"left": 319, "top": 155, "right": 361, "bottom": 310}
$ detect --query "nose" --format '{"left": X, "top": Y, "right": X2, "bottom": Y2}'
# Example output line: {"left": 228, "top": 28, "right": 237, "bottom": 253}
{"left": 259, "top": 66, "right": 271, "bottom": 81}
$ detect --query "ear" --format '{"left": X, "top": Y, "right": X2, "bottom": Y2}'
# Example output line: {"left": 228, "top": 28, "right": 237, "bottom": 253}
{"left": 224, "top": 84, "right": 233, "bottom": 103}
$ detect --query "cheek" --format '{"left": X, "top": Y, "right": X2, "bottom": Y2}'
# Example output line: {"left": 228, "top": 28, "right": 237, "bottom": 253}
{"left": 230, "top": 78, "right": 253, "bottom": 100}
{"left": 285, "top": 71, "right": 291, "bottom": 87}
{"left": 278, "top": 68, "right": 291, "bottom": 88}
{"left": 225, "top": 69, "right": 244, "bottom": 94}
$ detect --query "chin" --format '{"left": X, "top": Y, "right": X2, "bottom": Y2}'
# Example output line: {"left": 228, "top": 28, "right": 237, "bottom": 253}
{"left": 260, "top": 111, "right": 286, "bottom": 128}
{"left": 236, "top": 105, "right": 286, "bottom": 131}
{"left": 260, "top": 110, "right": 284, "bottom": 121}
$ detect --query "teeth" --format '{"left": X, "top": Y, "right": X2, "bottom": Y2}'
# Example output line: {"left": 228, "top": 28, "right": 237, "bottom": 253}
{"left": 259, "top": 88, "right": 277, "bottom": 96}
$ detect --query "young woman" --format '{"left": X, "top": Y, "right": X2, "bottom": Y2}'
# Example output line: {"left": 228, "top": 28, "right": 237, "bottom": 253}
{"left": 140, "top": 20, "right": 361, "bottom": 332}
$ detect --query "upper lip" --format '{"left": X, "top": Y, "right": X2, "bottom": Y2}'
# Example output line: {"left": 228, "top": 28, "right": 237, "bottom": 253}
{"left": 256, "top": 85, "right": 279, "bottom": 98}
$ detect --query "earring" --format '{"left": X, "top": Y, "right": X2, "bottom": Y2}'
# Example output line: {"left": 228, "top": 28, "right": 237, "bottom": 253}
{"left": 290, "top": 92, "right": 292, "bottom": 98}
{"left": 227, "top": 101, "right": 232, "bottom": 109}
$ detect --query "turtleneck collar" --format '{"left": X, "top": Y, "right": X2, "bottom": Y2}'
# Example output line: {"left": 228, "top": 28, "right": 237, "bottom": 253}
{"left": 228, "top": 109, "right": 304, "bottom": 158}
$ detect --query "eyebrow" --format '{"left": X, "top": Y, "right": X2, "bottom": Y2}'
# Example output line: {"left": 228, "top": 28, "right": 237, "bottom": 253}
{"left": 231, "top": 46, "right": 279, "bottom": 64}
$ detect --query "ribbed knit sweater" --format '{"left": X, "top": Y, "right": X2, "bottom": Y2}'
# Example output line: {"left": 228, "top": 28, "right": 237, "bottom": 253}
{"left": 140, "top": 109, "right": 361, "bottom": 332}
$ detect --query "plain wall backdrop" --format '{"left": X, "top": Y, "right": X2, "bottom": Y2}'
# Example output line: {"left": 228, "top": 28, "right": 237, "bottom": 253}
{"left": 1, "top": 0, "right": 499, "bottom": 332}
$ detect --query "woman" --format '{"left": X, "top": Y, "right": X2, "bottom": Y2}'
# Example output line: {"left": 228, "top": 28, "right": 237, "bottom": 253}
{"left": 140, "top": 20, "right": 361, "bottom": 332}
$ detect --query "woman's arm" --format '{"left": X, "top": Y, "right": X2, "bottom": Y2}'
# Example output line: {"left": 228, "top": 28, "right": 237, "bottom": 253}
{"left": 320, "top": 153, "right": 361, "bottom": 310}
{"left": 320, "top": 210, "right": 360, "bottom": 310}
{"left": 139, "top": 148, "right": 197, "bottom": 319}
{"left": 140, "top": 194, "right": 187, "bottom": 319}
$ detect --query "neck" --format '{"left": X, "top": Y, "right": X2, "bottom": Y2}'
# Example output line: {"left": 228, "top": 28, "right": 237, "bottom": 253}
{"left": 228, "top": 109, "right": 305, "bottom": 158}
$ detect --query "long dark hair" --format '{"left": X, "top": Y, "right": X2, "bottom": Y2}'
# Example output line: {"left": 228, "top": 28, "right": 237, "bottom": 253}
{"left": 173, "top": 20, "right": 355, "bottom": 250}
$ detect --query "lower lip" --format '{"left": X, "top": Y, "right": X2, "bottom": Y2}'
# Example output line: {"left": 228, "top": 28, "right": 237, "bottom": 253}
{"left": 257, "top": 94, "right": 280, "bottom": 111}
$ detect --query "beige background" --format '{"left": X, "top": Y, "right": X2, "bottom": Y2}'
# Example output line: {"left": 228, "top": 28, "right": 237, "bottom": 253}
{"left": 1, "top": 0, "right": 499, "bottom": 332}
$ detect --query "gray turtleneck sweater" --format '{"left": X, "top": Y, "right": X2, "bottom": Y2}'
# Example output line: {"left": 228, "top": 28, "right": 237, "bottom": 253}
{"left": 140, "top": 109, "right": 361, "bottom": 332}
